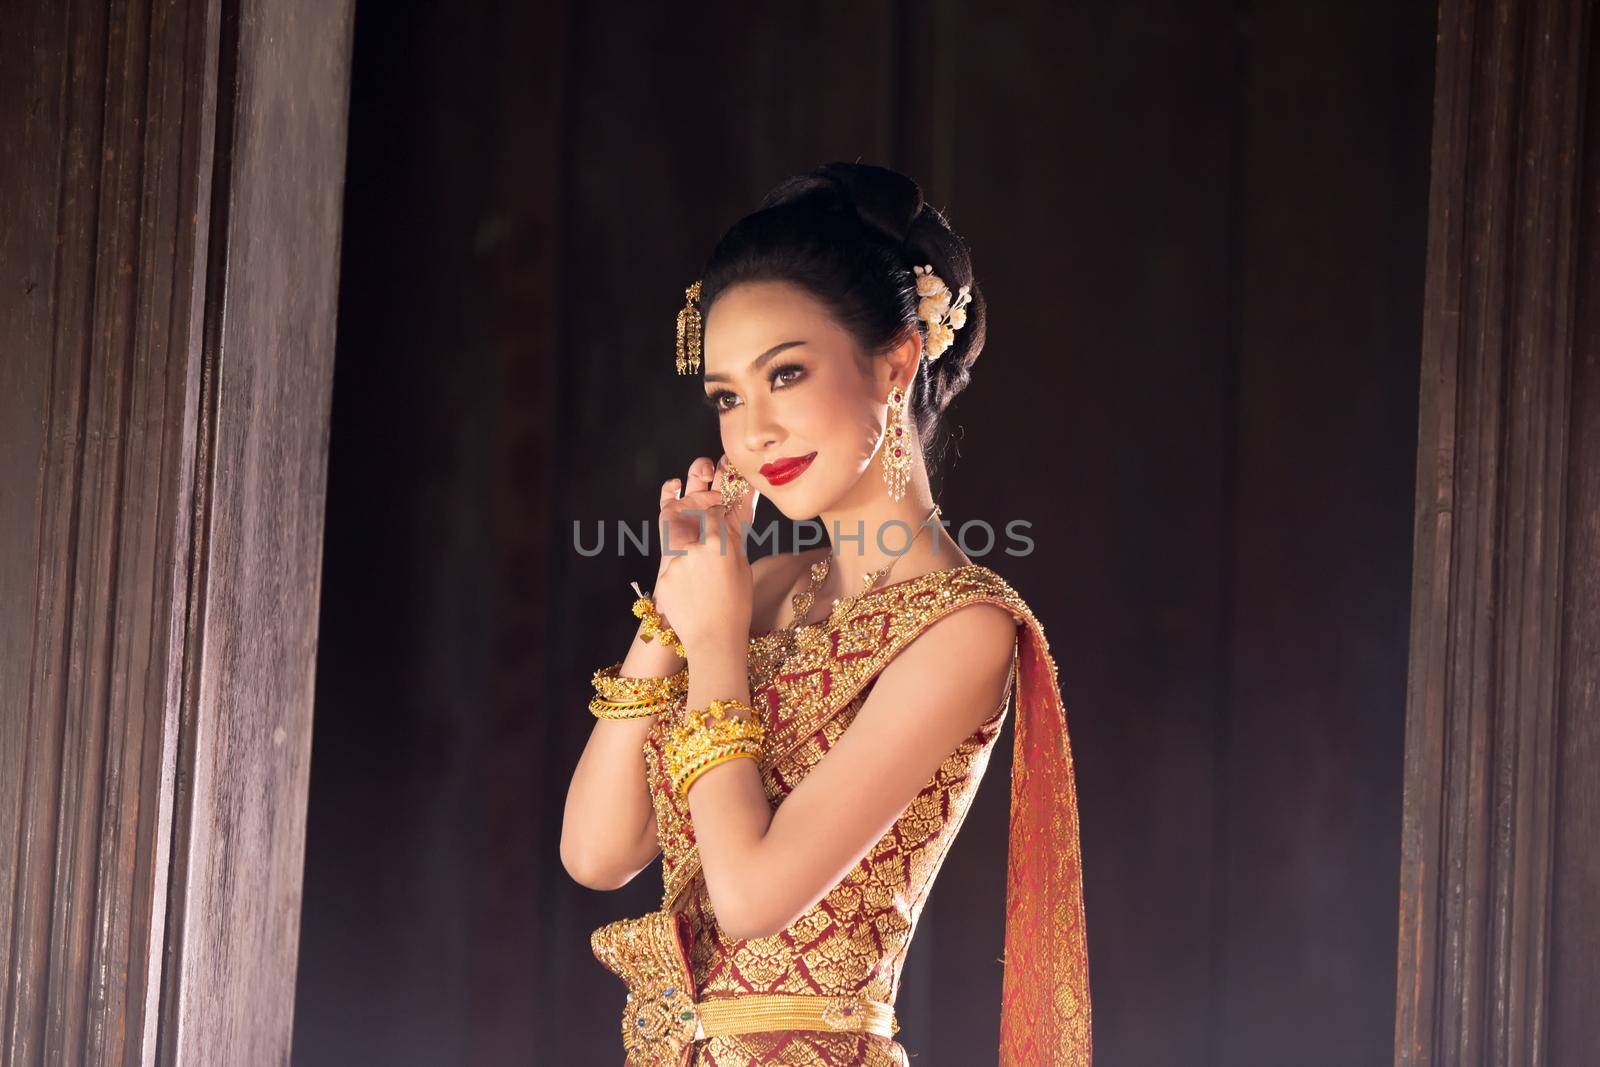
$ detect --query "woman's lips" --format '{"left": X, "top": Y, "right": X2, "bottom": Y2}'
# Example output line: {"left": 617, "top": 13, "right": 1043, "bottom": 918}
{"left": 759, "top": 452, "right": 816, "bottom": 486}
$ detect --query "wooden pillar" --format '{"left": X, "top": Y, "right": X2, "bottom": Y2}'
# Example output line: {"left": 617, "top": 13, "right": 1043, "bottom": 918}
{"left": 1397, "top": 0, "right": 1599, "bottom": 1063}
{"left": 0, "top": 0, "right": 353, "bottom": 1063}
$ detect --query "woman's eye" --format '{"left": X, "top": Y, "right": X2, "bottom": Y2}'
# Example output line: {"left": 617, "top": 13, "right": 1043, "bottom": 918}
{"left": 705, "top": 365, "right": 804, "bottom": 415}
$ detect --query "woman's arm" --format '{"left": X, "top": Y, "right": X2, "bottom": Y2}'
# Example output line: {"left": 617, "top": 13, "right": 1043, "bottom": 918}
{"left": 681, "top": 599, "right": 1019, "bottom": 940}
{"left": 561, "top": 458, "right": 725, "bottom": 890}
{"left": 559, "top": 622, "right": 679, "bottom": 890}
{"left": 559, "top": 550, "right": 792, "bottom": 891}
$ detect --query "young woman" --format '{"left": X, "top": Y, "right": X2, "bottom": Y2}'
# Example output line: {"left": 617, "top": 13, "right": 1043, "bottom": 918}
{"left": 562, "top": 162, "right": 1090, "bottom": 1066}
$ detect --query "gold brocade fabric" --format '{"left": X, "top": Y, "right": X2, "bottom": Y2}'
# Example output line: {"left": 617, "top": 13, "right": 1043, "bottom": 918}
{"left": 590, "top": 563, "right": 1092, "bottom": 1065}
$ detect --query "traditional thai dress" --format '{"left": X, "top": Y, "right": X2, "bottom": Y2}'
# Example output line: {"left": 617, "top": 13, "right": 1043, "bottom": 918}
{"left": 590, "top": 563, "right": 1091, "bottom": 1065}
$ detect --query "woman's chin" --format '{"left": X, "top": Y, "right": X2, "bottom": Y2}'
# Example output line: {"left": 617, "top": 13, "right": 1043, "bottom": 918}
{"left": 762, "top": 488, "right": 820, "bottom": 525}
{"left": 764, "top": 495, "right": 805, "bottom": 522}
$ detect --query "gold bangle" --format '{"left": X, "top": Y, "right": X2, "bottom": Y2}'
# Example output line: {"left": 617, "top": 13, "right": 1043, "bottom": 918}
{"left": 667, "top": 733, "right": 764, "bottom": 796}
{"left": 588, "top": 695, "right": 679, "bottom": 720}
{"left": 591, "top": 661, "right": 688, "bottom": 703}
{"left": 663, "top": 698, "right": 765, "bottom": 797}
{"left": 678, "top": 749, "right": 759, "bottom": 796}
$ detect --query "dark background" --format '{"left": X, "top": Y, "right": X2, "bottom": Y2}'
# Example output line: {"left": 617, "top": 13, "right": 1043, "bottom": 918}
{"left": 291, "top": 2, "right": 1434, "bottom": 1064}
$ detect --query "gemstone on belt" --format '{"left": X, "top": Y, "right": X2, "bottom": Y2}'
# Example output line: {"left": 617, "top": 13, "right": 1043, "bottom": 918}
{"left": 621, "top": 980, "right": 699, "bottom": 1060}
{"left": 821, "top": 996, "right": 863, "bottom": 1029}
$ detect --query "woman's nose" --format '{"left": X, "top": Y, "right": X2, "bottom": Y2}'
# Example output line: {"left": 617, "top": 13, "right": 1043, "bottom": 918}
{"left": 741, "top": 397, "right": 782, "bottom": 452}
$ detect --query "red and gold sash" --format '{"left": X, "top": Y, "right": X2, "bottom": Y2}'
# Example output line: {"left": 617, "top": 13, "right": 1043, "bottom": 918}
{"left": 998, "top": 586, "right": 1091, "bottom": 1065}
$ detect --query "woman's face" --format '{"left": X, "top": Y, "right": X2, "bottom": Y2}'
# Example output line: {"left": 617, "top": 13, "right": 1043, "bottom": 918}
{"left": 701, "top": 280, "right": 892, "bottom": 519}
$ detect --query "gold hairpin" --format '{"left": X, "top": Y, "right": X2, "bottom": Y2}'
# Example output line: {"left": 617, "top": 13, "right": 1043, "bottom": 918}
{"left": 676, "top": 280, "right": 703, "bottom": 375}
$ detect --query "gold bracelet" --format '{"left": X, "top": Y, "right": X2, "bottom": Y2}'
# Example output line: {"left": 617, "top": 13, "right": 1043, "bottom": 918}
{"left": 678, "top": 749, "right": 759, "bottom": 796}
{"left": 588, "top": 694, "right": 680, "bottom": 720}
{"left": 591, "top": 661, "right": 688, "bottom": 703}
{"left": 630, "top": 593, "right": 685, "bottom": 656}
{"left": 663, "top": 698, "right": 764, "bottom": 797}
{"left": 588, "top": 661, "right": 689, "bottom": 719}
{"left": 687, "top": 697, "right": 759, "bottom": 728}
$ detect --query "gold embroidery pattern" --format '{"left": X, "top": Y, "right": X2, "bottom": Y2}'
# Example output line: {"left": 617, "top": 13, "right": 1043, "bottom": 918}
{"left": 681, "top": 683, "right": 1008, "bottom": 1004}
{"left": 694, "top": 1030, "right": 909, "bottom": 1066}
{"left": 650, "top": 565, "right": 1024, "bottom": 909}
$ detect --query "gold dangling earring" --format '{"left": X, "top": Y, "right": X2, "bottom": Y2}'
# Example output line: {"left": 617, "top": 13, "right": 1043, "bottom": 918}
{"left": 882, "top": 385, "right": 911, "bottom": 501}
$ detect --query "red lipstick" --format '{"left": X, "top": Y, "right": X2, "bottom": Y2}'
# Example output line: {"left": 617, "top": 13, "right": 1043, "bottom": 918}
{"left": 759, "top": 452, "right": 816, "bottom": 486}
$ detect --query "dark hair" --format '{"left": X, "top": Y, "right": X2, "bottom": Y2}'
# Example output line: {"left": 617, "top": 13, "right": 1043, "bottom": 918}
{"left": 697, "top": 162, "right": 987, "bottom": 480}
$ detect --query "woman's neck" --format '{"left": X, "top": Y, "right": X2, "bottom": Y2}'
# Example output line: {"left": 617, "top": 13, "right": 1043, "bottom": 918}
{"left": 814, "top": 495, "right": 953, "bottom": 601}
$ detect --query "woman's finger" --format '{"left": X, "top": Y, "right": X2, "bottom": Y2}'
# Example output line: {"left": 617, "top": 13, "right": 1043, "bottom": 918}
{"left": 701, "top": 502, "right": 743, "bottom": 553}
{"left": 675, "top": 487, "right": 723, "bottom": 509}
{"left": 684, "top": 455, "right": 715, "bottom": 496}
{"left": 659, "top": 477, "right": 682, "bottom": 509}
{"left": 661, "top": 498, "right": 711, "bottom": 544}
{"left": 662, "top": 493, "right": 723, "bottom": 520}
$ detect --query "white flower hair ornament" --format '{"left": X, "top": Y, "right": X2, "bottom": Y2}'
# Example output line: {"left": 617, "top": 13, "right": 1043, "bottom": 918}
{"left": 912, "top": 264, "right": 973, "bottom": 362}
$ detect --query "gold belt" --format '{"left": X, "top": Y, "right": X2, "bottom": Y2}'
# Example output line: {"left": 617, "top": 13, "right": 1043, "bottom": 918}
{"left": 592, "top": 909, "right": 900, "bottom": 1065}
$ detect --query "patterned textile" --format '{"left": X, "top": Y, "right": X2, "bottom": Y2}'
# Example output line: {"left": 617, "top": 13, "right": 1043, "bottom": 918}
{"left": 591, "top": 564, "right": 1091, "bottom": 1065}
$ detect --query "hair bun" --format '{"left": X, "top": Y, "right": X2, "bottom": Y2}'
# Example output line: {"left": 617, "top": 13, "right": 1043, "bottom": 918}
{"left": 760, "top": 162, "right": 924, "bottom": 249}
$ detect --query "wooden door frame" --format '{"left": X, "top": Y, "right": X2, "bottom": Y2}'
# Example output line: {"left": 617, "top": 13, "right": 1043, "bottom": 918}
{"left": 1397, "top": 0, "right": 1597, "bottom": 1063}
{"left": 1, "top": 1, "right": 353, "bottom": 1062}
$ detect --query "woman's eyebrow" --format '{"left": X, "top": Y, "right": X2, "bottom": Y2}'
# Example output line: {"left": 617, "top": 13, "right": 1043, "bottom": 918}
{"left": 703, "top": 340, "right": 807, "bottom": 383}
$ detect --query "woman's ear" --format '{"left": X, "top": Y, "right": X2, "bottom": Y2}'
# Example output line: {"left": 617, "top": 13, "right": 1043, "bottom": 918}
{"left": 883, "top": 325, "right": 922, "bottom": 394}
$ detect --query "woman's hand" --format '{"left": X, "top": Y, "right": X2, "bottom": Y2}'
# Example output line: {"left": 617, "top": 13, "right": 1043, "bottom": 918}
{"left": 652, "top": 456, "right": 712, "bottom": 585}
{"left": 653, "top": 454, "right": 759, "bottom": 657}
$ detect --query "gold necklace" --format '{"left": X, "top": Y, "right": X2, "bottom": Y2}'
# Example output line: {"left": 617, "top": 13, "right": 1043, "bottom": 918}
{"left": 824, "top": 503, "right": 942, "bottom": 621}
{"left": 744, "top": 554, "right": 832, "bottom": 678}
{"left": 753, "top": 503, "right": 943, "bottom": 673}
{"left": 784, "top": 555, "right": 833, "bottom": 634}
